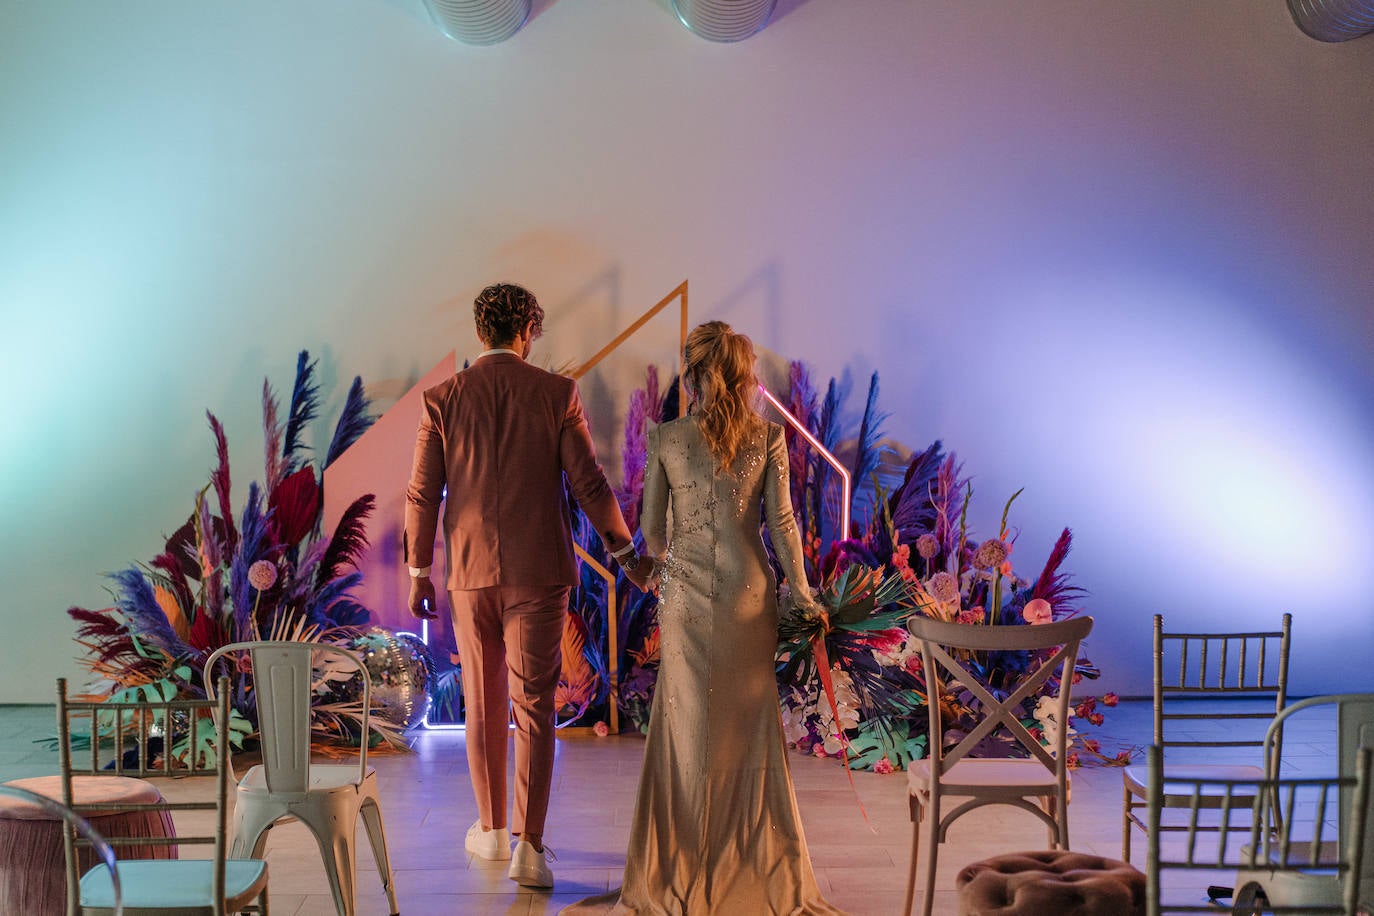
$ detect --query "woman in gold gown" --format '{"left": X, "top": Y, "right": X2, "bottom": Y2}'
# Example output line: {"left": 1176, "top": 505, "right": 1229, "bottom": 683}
{"left": 563, "top": 321, "right": 845, "bottom": 915}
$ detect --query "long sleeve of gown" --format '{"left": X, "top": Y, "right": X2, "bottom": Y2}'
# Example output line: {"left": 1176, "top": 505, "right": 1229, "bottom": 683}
{"left": 640, "top": 422, "right": 669, "bottom": 558}
{"left": 762, "top": 423, "right": 824, "bottom": 615}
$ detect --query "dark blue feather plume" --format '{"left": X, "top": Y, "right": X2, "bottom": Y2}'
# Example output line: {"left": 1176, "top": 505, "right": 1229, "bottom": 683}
{"left": 230, "top": 483, "right": 273, "bottom": 631}
{"left": 849, "top": 372, "right": 889, "bottom": 526}
{"left": 325, "top": 376, "right": 374, "bottom": 468}
{"left": 888, "top": 441, "right": 946, "bottom": 542}
{"left": 282, "top": 351, "right": 320, "bottom": 472}
{"left": 304, "top": 571, "right": 366, "bottom": 627}
{"left": 107, "top": 568, "right": 196, "bottom": 661}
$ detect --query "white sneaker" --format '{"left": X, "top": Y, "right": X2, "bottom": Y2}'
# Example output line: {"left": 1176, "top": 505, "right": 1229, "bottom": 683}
{"left": 507, "top": 839, "right": 555, "bottom": 888}
{"left": 464, "top": 820, "right": 511, "bottom": 861}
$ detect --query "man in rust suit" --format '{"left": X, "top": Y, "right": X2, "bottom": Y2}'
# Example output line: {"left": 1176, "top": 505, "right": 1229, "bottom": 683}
{"left": 404, "top": 283, "right": 648, "bottom": 888}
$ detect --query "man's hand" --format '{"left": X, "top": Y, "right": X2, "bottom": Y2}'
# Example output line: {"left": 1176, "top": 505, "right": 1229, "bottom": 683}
{"left": 622, "top": 555, "right": 652, "bottom": 593}
{"left": 409, "top": 576, "right": 438, "bottom": 620}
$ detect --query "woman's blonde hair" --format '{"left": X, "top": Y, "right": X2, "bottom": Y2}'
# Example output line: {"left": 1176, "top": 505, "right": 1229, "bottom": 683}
{"left": 684, "top": 321, "right": 763, "bottom": 471}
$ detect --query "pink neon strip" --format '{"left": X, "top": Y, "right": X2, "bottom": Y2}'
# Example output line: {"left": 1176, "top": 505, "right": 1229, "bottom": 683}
{"left": 758, "top": 384, "right": 851, "bottom": 538}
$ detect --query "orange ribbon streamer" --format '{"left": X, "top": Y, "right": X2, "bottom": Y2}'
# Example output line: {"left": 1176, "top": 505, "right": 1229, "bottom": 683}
{"left": 810, "top": 627, "right": 874, "bottom": 830}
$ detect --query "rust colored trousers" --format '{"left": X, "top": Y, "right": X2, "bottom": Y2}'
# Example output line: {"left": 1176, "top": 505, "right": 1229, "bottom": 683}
{"left": 449, "top": 584, "right": 569, "bottom": 839}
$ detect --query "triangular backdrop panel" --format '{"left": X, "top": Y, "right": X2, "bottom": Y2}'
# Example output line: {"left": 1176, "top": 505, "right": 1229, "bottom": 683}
{"left": 323, "top": 353, "right": 456, "bottom": 652}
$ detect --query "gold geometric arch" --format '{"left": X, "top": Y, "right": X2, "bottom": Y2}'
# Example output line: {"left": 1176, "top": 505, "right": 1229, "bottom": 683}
{"left": 568, "top": 279, "right": 690, "bottom": 734}
{"left": 565, "top": 279, "right": 851, "bottom": 734}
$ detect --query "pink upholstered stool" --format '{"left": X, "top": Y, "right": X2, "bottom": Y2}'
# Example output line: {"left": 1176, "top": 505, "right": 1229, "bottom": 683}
{"left": 955, "top": 850, "right": 1146, "bottom": 916}
{"left": 0, "top": 775, "right": 176, "bottom": 916}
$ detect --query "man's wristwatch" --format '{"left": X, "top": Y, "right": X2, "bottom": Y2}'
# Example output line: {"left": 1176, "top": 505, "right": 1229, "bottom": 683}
{"left": 611, "top": 542, "right": 640, "bottom": 572}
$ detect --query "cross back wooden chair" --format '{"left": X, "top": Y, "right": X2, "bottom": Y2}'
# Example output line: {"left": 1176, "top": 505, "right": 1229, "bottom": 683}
{"left": 903, "top": 614, "right": 1094, "bottom": 916}
{"left": 1122, "top": 613, "right": 1292, "bottom": 863}
{"left": 57, "top": 676, "right": 270, "bottom": 915}
{"left": 1146, "top": 742, "right": 1372, "bottom": 915}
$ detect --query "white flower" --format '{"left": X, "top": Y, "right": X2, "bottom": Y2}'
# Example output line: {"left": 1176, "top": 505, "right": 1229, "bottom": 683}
{"left": 781, "top": 703, "right": 810, "bottom": 745}
{"left": 1032, "top": 695, "right": 1075, "bottom": 755}
{"left": 816, "top": 665, "right": 861, "bottom": 754}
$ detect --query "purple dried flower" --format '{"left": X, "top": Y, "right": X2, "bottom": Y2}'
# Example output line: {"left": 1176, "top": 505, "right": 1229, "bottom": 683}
{"left": 928, "top": 571, "right": 959, "bottom": 604}
{"left": 915, "top": 533, "right": 940, "bottom": 559}
{"left": 248, "top": 559, "right": 277, "bottom": 591}
{"left": 973, "top": 538, "right": 1009, "bottom": 569}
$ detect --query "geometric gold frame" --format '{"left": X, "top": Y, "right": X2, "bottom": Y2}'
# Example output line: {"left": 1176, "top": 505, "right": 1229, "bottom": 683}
{"left": 568, "top": 280, "right": 690, "bottom": 734}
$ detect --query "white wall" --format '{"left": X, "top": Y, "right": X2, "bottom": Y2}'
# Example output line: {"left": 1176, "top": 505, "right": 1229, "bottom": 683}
{"left": 2, "top": 0, "right": 1372, "bottom": 702}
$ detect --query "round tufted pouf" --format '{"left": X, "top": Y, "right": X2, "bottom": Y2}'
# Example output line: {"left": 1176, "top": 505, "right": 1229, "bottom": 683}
{"left": 0, "top": 775, "right": 176, "bottom": 916}
{"left": 955, "top": 850, "right": 1146, "bottom": 916}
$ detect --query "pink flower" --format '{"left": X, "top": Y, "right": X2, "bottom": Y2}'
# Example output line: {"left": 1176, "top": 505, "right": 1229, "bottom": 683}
{"left": 904, "top": 655, "right": 923, "bottom": 676}
{"left": 1114, "top": 750, "right": 1132, "bottom": 765}
{"left": 862, "top": 628, "right": 906, "bottom": 653}
{"left": 248, "top": 560, "right": 277, "bottom": 591}
{"left": 593, "top": 721, "right": 609, "bottom": 738}
{"left": 1082, "top": 738, "right": 1100, "bottom": 754}
{"left": 872, "top": 757, "right": 895, "bottom": 775}
{"left": 812, "top": 743, "right": 828, "bottom": 758}
{"left": 973, "top": 538, "right": 1009, "bottom": 569}
{"left": 1075, "top": 697, "right": 1097, "bottom": 717}
{"left": 1089, "top": 713, "right": 1104, "bottom": 726}
{"left": 1103, "top": 692, "right": 1119, "bottom": 707}
{"left": 1066, "top": 752, "right": 1081, "bottom": 770}
{"left": 928, "top": 572, "right": 959, "bottom": 604}
{"left": 916, "top": 533, "right": 940, "bottom": 560}
{"left": 957, "top": 607, "right": 985, "bottom": 625}
{"left": 1022, "top": 598, "right": 1052, "bottom": 625}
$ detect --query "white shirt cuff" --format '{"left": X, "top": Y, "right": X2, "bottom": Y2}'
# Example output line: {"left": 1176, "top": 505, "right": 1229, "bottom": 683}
{"left": 409, "top": 566, "right": 432, "bottom": 578}
{"left": 609, "top": 542, "right": 637, "bottom": 559}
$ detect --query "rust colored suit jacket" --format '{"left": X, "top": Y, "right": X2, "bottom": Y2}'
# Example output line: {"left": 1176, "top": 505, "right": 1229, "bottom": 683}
{"left": 404, "top": 352, "right": 625, "bottom": 590}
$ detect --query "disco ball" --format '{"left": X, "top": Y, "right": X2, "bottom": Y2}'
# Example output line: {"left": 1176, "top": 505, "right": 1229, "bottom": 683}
{"left": 349, "top": 628, "right": 435, "bottom": 731}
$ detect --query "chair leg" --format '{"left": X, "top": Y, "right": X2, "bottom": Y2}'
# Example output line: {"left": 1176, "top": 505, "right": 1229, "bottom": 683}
{"left": 308, "top": 818, "right": 359, "bottom": 916}
{"left": 903, "top": 795, "right": 922, "bottom": 916}
{"left": 359, "top": 797, "right": 399, "bottom": 915}
{"left": 1040, "top": 795, "right": 1058, "bottom": 847}
{"left": 1121, "top": 783, "right": 1133, "bottom": 863}
{"left": 232, "top": 803, "right": 280, "bottom": 859}
{"left": 1055, "top": 793, "right": 1070, "bottom": 850}
{"left": 921, "top": 796, "right": 940, "bottom": 916}
{"left": 923, "top": 796, "right": 945, "bottom": 916}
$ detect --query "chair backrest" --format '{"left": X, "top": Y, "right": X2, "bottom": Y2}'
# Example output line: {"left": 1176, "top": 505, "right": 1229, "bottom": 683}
{"left": 906, "top": 615, "right": 1094, "bottom": 776}
{"left": 1264, "top": 693, "right": 1374, "bottom": 907}
{"left": 203, "top": 640, "right": 370, "bottom": 795}
{"left": 57, "top": 676, "right": 233, "bottom": 916}
{"left": 1146, "top": 742, "right": 1373, "bottom": 915}
{"left": 1152, "top": 613, "right": 1291, "bottom": 757}
{"left": 0, "top": 783, "right": 122, "bottom": 916}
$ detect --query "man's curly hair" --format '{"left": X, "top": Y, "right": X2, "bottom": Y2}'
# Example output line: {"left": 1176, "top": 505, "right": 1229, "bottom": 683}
{"left": 473, "top": 283, "right": 544, "bottom": 347}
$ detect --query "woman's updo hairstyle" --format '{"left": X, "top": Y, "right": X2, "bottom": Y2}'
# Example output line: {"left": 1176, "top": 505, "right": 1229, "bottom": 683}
{"left": 683, "top": 321, "right": 763, "bottom": 472}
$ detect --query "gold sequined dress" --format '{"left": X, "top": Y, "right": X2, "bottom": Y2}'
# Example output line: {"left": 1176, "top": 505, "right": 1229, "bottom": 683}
{"left": 562, "top": 417, "right": 845, "bottom": 915}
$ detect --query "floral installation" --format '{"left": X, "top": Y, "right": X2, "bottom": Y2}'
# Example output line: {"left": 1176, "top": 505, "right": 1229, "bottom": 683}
{"left": 65, "top": 352, "right": 401, "bottom": 759}
{"left": 558, "top": 360, "right": 1126, "bottom": 772}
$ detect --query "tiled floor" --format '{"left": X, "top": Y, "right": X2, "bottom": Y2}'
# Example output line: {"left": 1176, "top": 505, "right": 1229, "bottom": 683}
{"left": 0, "top": 699, "right": 1339, "bottom": 915}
